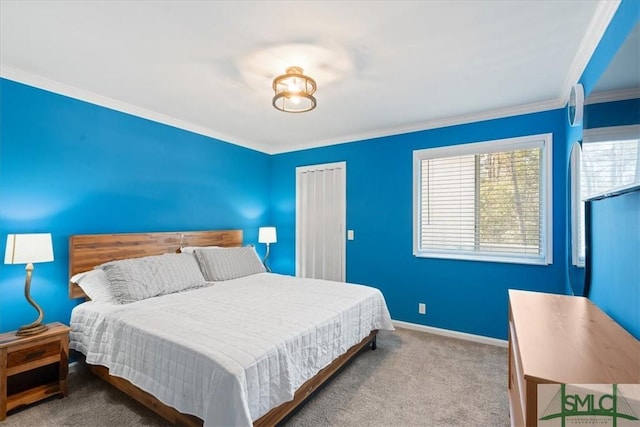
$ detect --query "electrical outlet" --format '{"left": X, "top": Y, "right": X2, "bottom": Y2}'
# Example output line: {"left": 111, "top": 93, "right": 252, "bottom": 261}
{"left": 418, "top": 303, "right": 426, "bottom": 315}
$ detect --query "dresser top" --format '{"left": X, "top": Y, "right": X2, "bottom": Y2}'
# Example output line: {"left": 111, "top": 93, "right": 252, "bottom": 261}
{"left": 509, "top": 290, "right": 640, "bottom": 384}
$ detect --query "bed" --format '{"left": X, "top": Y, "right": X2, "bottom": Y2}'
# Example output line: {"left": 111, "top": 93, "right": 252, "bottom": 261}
{"left": 68, "top": 230, "right": 394, "bottom": 426}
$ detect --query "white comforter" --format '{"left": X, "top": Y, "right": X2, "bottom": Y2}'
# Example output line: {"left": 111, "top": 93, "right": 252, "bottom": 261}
{"left": 70, "top": 273, "right": 394, "bottom": 426}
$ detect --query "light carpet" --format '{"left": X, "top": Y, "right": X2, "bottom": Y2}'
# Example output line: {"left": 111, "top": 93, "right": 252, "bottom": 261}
{"left": 4, "top": 328, "right": 509, "bottom": 426}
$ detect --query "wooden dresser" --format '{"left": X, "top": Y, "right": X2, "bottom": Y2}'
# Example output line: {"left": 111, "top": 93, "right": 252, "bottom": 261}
{"left": 0, "top": 322, "right": 71, "bottom": 420}
{"left": 508, "top": 290, "right": 640, "bottom": 427}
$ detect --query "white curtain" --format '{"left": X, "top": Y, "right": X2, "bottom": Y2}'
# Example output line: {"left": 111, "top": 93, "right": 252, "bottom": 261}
{"left": 296, "top": 163, "right": 346, "bottom": 281}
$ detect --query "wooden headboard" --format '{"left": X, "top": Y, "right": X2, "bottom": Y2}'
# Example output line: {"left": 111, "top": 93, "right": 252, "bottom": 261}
{"left": 69, "top": 230, "right": 243, "bottom": 299}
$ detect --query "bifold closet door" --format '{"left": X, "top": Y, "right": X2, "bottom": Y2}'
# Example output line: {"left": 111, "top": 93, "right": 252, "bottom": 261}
{"left": 296, "top": 162, "right": 346, "bottom": 281}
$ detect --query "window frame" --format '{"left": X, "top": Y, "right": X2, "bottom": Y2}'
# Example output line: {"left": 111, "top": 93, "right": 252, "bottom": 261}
{"left": 570, "top": 143, "right": 585, "bottom": 267}
{"left": 570, "top": 125, "right": 640, "bottom": 267}
{"left": 412, "top": 133, "right": 553, "bottom": 265}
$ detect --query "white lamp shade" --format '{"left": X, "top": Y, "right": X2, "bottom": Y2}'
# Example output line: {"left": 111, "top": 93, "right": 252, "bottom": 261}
{"left": 4, "top": 233, "right": 54, "bottom": 265}
{"left": 258, "top": 227, "right": 277, "bottom": 244}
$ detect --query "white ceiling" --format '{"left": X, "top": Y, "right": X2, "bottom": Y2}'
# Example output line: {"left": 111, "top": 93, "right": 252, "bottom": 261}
{"left": 0, "top": 1, "right": 622, "bottom": 154}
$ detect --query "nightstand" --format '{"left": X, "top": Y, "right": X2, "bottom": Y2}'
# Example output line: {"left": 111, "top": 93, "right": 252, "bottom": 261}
{"left": 0, "top": 322, "right": 71, "bottom": 420}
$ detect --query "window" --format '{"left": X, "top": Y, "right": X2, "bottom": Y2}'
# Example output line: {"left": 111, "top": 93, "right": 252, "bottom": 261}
{"left": 413, "top": 134, "right": 552, "bottom": 265}
{"left": 571, "top": 125, "right": 640, "bottom": 267}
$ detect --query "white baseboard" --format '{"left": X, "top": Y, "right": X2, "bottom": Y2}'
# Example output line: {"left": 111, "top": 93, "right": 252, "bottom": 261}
{"left": 392, "top": 319, "right": 508, "bottom": 348}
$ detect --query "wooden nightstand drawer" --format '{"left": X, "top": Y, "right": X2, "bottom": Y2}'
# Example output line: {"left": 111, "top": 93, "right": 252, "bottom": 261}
{"left": 7, "top": 340, "right": 60, "bottom": 370}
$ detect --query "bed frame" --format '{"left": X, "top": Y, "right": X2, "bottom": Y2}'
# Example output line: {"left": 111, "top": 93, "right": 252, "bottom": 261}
{"left": 68, "top": 230, "right": 378, "bottom": 426}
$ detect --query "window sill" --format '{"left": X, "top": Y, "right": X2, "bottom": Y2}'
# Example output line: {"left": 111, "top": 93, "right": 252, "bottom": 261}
{"left": 413, "top": 251, "right": 551, "bottom": 266}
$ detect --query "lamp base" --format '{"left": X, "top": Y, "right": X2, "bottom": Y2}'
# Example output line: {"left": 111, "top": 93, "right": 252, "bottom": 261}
{"left": 16, "top": 323, "right": 48, "bottom": 337}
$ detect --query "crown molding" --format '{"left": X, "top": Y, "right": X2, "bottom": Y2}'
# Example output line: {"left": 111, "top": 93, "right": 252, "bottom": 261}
{"left": 0, "top": 4, "right": 622, "bottom": 156}
{"left": 273, "top": 98, "right": 563, "bottom": 154}
{"left": 4, "top": 62, "right": 623, "bottom": 156}
{"left": 586, "top": 87, "right": 640, "bottom": 105}
{"left": 559, "top": 0, "right": 621, "bottom": 105}
{"left": 2, "top": 65, "right": 565, "bottom": 155}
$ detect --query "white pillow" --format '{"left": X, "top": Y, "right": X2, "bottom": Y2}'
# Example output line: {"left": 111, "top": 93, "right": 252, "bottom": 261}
{"left": 98, "top": 253, "right": 206, "bottom": 304}
{"left": 194, "top": 246, "right": 266, "bottom": 281}
{"left": 70, "top": 269, "right": 117, "bottom": 303}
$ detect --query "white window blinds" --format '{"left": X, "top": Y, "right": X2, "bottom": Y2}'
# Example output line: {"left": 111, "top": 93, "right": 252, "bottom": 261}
{"left": 582, "top": 139, "right": 639, "bottom": 199}
{"left": 571, "top": 125, "right": 640, "bottom": 266}
{"left": 413, "top": 134, "right": 552, "bottom": 265}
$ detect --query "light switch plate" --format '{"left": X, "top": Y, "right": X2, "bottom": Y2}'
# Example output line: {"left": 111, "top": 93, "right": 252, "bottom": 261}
{"left": 347, "top": 230, "right": 354, "bottom": 240}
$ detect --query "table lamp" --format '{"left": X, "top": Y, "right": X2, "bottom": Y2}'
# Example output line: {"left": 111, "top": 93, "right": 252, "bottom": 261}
{"left": 258, "top": 227, "right": 277, "bottom": 272}
{"left": 4, "top": 233, "right": 54, "bottom": 336}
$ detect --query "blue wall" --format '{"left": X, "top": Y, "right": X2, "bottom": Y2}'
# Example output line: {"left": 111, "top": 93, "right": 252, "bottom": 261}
{"left": 269, "top": 0, "right": 639, "bottom": 341}
{"left": 585, "top": 98, "right": 640, "bottom": 129}
{"left": 577, "top": 0, "right": 639, "bottom": 338}
{"left": 574, "top": 97, "right": 640, "bottom": 339}
{"left": 580, "top": 1, "right": 639, "bottom": 96}
{"left": 564, "top": 0, "right": 639, "bottom": 297}
{"left": 0, "top": 79, "right": 271, "bottom": 333}
{"left": 271, "top": 110, "right": 568, "bottom": 340}
{"left": 1, "top": 0, "right": 637, "bottom": 341}
{"left": 588, "top": 191, "right": 640, "bottom": 339}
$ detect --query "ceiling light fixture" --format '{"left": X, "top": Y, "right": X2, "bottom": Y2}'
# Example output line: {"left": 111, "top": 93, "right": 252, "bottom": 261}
{"left": 272, "top": 66, "right": 317, "bottom": 113}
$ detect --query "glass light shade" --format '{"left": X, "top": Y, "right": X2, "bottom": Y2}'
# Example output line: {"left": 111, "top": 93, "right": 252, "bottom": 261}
{"left": 272, "top": 66, "right": 317, "bottom": 113}
{"left": 5, "top": 233, "right": 54, "bottom": 264}
{"left": 258, "top": 227, "right": 277, "bottom": 244}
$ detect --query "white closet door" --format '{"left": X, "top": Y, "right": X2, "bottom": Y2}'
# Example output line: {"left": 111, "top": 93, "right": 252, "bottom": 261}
{"left": 296, "top": 162, "right": 346, "bottom": 281}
